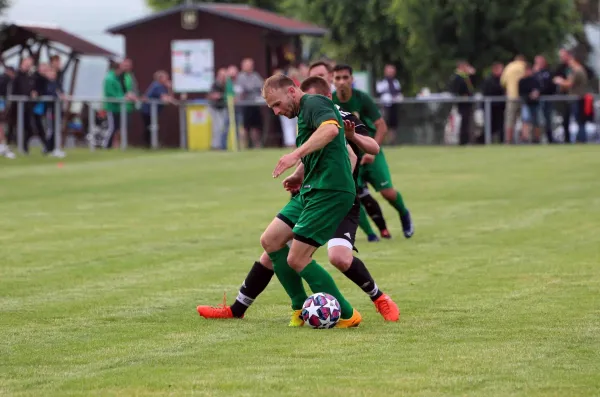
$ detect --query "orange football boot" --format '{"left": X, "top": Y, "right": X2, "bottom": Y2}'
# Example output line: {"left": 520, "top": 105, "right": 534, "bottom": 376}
{"left": 196, "top": 293, "right": 240, "bottom": 319}
{"left": 335, "top": 309, "right": 362, "bottom": 328}
{"left": 374, "top": 294, "right": 400, "bottom": 321}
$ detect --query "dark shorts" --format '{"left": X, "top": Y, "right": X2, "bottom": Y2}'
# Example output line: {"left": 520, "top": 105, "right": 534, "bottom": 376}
{"left": 328, "top": 197, "right": 360, "bottom": 251}
{"left": 242, "top": 106, "right": 262, "bottom": 130}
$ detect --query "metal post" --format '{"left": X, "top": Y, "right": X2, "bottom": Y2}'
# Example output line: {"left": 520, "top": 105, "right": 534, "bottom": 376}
{"left": 87, "top": 103, "right": 95, "bottom": 151}
{"left": 54, "top": 99, "right": 62, "bottom": 152}
{"left": 120, "top": 101, "right": 127, "bottom": 150}
{"left": 16, "top": 100, "right": 24, "bottom": 154}
{"left": 484, "top": 98, "right": 492, "bottom": 145}
{"left": 150, "top": 102, "right": 159, "bottom": 149}
{"left": 179, "top": 102, "right": 187, "bottom": 149}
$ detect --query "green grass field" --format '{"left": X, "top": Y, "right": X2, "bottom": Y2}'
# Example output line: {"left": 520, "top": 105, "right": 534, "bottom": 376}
{"left": 1, "top": 146, "right": 599, "bottom": 397}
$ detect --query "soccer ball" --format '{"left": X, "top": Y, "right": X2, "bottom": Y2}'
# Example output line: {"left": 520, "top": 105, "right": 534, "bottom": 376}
{"left": 301, "top": 292, "right": 341, "bottom": 329}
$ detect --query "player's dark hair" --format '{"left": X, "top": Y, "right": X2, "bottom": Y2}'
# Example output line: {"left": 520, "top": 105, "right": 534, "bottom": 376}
{"left": 300, "top": 76, "right": 331, "bottom": 95}
{"left": 333, "top": 64, "right": 353, "bottom": 75}
{"left": 262, "top": 74, "right": 296, "bottom": 97}
{"left": 308, "top": 61, "right": 332, "bottom": 74}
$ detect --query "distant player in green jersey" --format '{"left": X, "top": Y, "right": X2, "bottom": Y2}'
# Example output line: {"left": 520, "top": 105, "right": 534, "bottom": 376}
{"left": 332, "top": 64, "right": 414, "bottom": 238}
{"left": 308, "top": 61, "right": 391, "bottom": 242}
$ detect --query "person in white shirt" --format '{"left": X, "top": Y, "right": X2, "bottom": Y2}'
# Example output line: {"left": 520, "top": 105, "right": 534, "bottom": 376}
{"left": 376, "top": 65, "right": 402, "bottom": 140}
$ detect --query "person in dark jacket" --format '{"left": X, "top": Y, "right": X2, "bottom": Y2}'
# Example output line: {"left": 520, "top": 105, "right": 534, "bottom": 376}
{"left": 533, "top": 55, "right": 556, "bottom": 143}
{"left": 554, "top": 49, "right": 572, "bottom": 143}
{"left": 481, "top": 62, "right": 505, "bottom": 143}
{"left": 10, "top": 57, "right": 45, "bottom": 154}
{"left": 0, "top": 66, "right": 16, "bottom": 158}
{"left": 31, "top": 63, "right": 53, "bottom": 153}
{"left": 42, "top": 68, "right": 66, "bottom": 157}
{"left": 519, "top": 63, "right": 542, "bottom": 143}
{"left": 449, "top": 60, "right": 475, "bottom": 145}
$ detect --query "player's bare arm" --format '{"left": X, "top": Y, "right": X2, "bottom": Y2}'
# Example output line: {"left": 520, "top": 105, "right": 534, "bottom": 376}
{"left": 344, "top": 120, "right": 379, "bottom": 155}
{"left": 273, "top": 122, "right": 339, "bottom": 177}
{"left": 373, "top": 117, "right": 388, "bottom": 146}
{"left": 283, "top": 163, "right": 304, "bottom": 192}
{"left": 347, "top": 144, "right": 357, "bottom": 172}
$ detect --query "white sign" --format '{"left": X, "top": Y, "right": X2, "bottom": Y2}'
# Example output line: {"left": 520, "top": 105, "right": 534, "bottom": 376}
{"left": 171, "top": 39, "right": 214, "bottom": 93}
{"left": 353, "top": 71, "right": 370, "bottom": 95}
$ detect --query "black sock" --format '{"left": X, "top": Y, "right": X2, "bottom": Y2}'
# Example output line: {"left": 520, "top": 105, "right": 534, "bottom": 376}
{"left": 343, "top": 257, "right": 383, "bottom": 302}
{"left": 360, "top": 194, "right": 388, "bottom": 232}
{"left": 230, "top": 261, "right": 274, "bottom": 317}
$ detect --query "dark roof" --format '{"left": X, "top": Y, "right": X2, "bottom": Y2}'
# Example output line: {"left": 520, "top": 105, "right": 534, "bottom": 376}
{"left": 0, "top": 23, "right": 115, "bottom": 57}
{"left": 106, "top": 4, "right": 328, "bottom": 36}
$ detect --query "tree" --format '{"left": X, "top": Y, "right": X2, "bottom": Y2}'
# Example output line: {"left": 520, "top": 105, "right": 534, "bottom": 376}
{"left": 146, "top": 0, "right": 281, "bottom": 12}
{"left": 0, "top": 0, "right": 10, "bottom": 14}
{"left": 281, "top": 0, "right": 412, "bottom": 91}
{"left": 392, "top": 0, "right": 579, "bottom": 91}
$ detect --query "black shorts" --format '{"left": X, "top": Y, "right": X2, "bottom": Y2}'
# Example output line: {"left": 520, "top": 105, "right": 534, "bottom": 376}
{"left": 328, "top": 197, "right": 359, "bottom": 252}
{"left": 242, "top": 106, "right": 262, "bottom": 130}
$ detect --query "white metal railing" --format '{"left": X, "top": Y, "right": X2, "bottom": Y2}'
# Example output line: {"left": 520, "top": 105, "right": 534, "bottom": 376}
{"left": 1, "top": 93, "right": 598, "bottom": 152}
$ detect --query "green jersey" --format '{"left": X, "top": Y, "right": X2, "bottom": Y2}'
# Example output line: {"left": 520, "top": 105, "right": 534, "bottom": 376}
{"left": 296, "top": 94, "right": 355, "bottom": 195}
{"left": 332, "top": 89, "right": 382, "bottom": 137}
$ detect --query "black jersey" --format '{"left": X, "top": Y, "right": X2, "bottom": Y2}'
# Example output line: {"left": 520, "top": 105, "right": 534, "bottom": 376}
{"left": 335, "top": 104, "right": 369, "bottom": 188}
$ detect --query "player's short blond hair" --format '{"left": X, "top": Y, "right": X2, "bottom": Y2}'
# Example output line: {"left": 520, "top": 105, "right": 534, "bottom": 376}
{"left": 262, "top": 74, "right": 296, "bottom": 98}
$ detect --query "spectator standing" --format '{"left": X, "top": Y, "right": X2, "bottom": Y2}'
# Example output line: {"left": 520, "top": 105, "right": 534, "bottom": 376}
{"left": 533, "top": 55, "right": 556, "bottom": 143}
{"left": 226, "top": 65, "right": 243, "bottom": 141}
{"left": 501, "top": 55, "right": 527, "bottom": 143}
{"left": 376, "top": 64, "right": 403, "bottom": 143}
{"left": 103, "top": 59, "right": 138, "bottom": 149}
{"left": 237, "top": 58, "right": 264, "bottom": 148}
{"left": 554, "top": 49, "right": 572, "bottom": 143}
{"left": 449, "top": 60, "right": 475, "bottom": 145}
{"left": 140, "top": 70, "right": 176, "bottom": 149}
{"left": 42, "top": 68, "right": 67, "bottom": 157}
{"left": 11, "top": 57, "right": 42, "bottom": 154}
{"left": 208, "top": 68, "right": 228, "bottom": 150}
{"left": 0, "top": 66, "right": 15, "bottom": 158}
{"left": 32, "top": 63, "right": 52, "bottom": 153}
{"left": 49, "top": 55, "right": 64, "bottom": 88}
{"left": 298, "top": 63, "right": 309, "bottom": 81}
{"left": 481, "top": 62, "right": 505, "bottom": 143}
{"left": 553, "top": 54, "right": 589, "bottom": 143}
{"left": 518, "top": 63, "right": 542, "bottom": 143}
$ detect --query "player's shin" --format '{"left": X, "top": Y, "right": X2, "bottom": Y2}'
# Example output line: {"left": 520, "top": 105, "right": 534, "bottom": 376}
{"left": 230, "top": 256, "right": 274, "bottom": 318}
{"left": 360, "top": 194, "right": 388, "bottom": 233}
{"left": 297, "top": 260, "right": 354, "bottom": 320}
{"left": 385, "top": 189, "right": 409, "bottom": 216}
{"left": 343, "top": 257, "right": 383, "bottom": 302}
{"left": 358, "top": 204, "right": 377, "bottom": 238}
{"left": 268, "top": 245, "right": 308, "bottom": 310}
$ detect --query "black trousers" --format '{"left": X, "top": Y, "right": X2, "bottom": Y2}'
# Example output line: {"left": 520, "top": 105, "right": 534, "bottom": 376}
{"left": 459, "top": 105, "right": 473, "bottom": 145}
{"left": 141, "top": 113, "right": 152, "bottom": 148}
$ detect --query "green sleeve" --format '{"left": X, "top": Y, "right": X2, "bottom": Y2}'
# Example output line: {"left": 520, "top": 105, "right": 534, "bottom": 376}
{"left": 104, "top": 77, "right": 120, "bottom": 98}
{"left": 360, "top": 91, "right": 382, "bottom": 121}
{"left": 305, "top": 95, "right": 340, "bottom": 129}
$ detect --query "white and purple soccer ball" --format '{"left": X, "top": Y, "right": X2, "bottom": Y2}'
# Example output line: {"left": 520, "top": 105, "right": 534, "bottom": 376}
{"left": 301, "top": 292, "right": 341, "bottom": 329}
